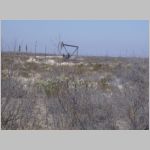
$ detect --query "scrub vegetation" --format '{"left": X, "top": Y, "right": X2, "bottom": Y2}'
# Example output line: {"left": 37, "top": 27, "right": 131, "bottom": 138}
{"left": 1, "top": 52, "right": 149, "bottom": 130}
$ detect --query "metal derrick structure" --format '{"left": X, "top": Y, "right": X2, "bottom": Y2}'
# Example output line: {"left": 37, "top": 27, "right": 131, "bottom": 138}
{"left": 58, "top": 41, "right": 79, "bottom": 60}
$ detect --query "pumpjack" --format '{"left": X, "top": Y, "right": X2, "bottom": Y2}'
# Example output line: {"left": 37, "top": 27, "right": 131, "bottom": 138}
{"left": 58, "top": 41, "right": 79, "bottom": 59}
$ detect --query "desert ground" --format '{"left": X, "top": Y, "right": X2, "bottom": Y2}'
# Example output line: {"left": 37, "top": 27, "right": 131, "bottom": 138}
{"left": 1, "top": 52, "right": 149, "bottom": 130}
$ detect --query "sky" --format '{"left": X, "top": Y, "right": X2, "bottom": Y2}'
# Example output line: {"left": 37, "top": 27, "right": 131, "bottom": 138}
{"left": 1, "top": 20, "right": 149, "bottom": 57}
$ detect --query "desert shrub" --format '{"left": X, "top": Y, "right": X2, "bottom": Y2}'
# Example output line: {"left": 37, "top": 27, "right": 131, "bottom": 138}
{"left": 24, "top": 62, "right": 39, "bottom": 72}
{"left": 123, "top": 83, "right": 149, "bottom": 130}
{"left": 43, "top": 80, "right": 61, "bottom": 97}
{"left": 36, "top": 79, "right": 68, "bottom": 98}
{"left": 98, "top": 78, "right": 111, "bottom": 91}
{"left": 18, "top": 70, "right": 30, "bottom": 78}
{"left": 92, "top": 64, "right": 102, "bottom": 71}
{"left": 1, "top": 78, "right": 27, "bottom": 98}
{"left": 42, "top": 79, "right": 118, "bottom": 130}
{"left": 1, "top": 77, "right": 38, "bottom": 129}
{"left": 75, "top": 64, "right": 86, "bottom": 75}
{"left": 1, "top": 56, "right": 14, "bottom": 69}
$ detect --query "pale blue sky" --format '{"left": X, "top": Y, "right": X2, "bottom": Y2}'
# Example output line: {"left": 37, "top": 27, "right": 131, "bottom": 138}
{"left": 1, "top": 20, "right": 149, "bottom": 57}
